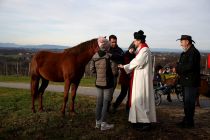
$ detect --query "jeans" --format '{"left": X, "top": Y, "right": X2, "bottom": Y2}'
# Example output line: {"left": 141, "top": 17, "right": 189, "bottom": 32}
{"left": 183, "top": 87, "right": 198, "bottom": 124}
{"left": 107, "top": 76, "right": 118, "bottom": 111}
{"left": 96, "top": 87, "right": 113, "bottom": 122}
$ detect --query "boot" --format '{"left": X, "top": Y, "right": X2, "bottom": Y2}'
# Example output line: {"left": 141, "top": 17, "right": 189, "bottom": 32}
{"left": 95, "top": 120, "right": 101, "bottom": 129}
{"left": 101, "top": 122, "right": 114, "bottom": 131}
{"left": 167, "top": 95, "right": 172, "bottom": 102}
{"left": 111, "top": 103, "right": 117, "bottom": 114}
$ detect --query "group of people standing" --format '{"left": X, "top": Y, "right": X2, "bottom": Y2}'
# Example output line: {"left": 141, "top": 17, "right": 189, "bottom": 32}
{"left": 90, "top": 30, "right": 201, "bottom": 131}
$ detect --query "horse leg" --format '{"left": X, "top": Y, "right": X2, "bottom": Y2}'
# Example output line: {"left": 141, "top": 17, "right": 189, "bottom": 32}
{"left": 61, "top": 79, "right": 71, "bottom": 116}
{"left": 31, "top": 75, "right": 40, "bottom": 113}
{"left": 38, "top": 78, "right": 49, "bottom": 112}
{"left": 70, "top": 83, "right": 79, "bottom": 114}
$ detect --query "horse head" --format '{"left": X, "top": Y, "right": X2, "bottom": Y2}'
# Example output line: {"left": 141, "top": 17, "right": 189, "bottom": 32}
{"left": 90, "top": 38, "right": 99, "bottom": 54}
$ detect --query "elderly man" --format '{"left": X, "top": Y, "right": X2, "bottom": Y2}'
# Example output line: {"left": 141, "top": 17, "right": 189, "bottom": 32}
{"left": 176, "top": 35, "right": 201, "bottom": 128}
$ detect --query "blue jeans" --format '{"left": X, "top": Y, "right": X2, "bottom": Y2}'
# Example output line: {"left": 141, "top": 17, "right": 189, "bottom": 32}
{"left": 96, "top": 87, "right": 113, "bottom": 122}
{"left": 107, "top": 76, "right": 118, "bottom": 111}
{"left": 183, "top": 87, "right": 198, "bottom": 124}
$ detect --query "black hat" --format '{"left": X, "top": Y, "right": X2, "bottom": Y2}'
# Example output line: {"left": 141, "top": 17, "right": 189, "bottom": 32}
{"left": 134, "top": 30, "right": 146, "bottom": 40}
{"left": 176, "top": 35, "right": 195, "bottom": 43}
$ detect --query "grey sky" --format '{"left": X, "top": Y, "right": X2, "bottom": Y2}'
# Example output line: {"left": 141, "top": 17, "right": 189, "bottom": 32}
{"left": 0, "top": 0, "right": 210, "bottom": 50}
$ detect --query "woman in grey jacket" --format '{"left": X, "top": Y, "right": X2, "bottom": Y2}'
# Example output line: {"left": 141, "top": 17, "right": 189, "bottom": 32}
{"left": 90, "top": 37, "right": 117, "bottom": 131}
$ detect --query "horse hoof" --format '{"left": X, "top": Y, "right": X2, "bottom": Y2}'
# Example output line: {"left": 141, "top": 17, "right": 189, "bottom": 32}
{"left": 61, "top": 111, "right": 65, "bottom": 117}
{"left": 70, "top": 111, "right": 77, "bottom": 116}
{"left": 39, "top": 109, "right": 44, "bottom": 112}
{"left": 32, "top": 108, "right": 36, "bottom": 113}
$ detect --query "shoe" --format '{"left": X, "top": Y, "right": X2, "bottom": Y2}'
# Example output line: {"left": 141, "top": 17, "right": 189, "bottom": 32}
{"left": 101, "top": 122, "right": 114, "bottom": 131}
{"left": 111, "top": 103, "right": 117, "bottom": 114}
{"left": 185, "top": 123, "right": 194, "bottom": 128}
{"left": 167, "top": 96, "right": 172, "bottom": 102}
{"left": 140, "top": 125, "right": 151, "bottom": 131}
{"left": 176, "top": 121, "right": 185, "bottom": 128}
{"left": 126, "top": 108, "right": 130, "bottom": 114}
{"left": 95, "top": 120, "right": 101, "bottom": 129}
{"left": 131, "top": 123, "right": 143, "bottom": 130}
{"left": 111, "top": 107, "right": 117, "bottom": 114}
{"left": 176, "top": 121, "right": 194, "bottom": 128}
{"left": 132, "top": 123, "right": 151, "bottom": 131}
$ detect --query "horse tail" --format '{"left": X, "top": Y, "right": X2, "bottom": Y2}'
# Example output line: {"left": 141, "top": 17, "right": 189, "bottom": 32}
{"left": 30, "top": 54, "right": 40, "bottom": 99}
{"left": 30, "top": 54, "right": 38, "bottom": 76}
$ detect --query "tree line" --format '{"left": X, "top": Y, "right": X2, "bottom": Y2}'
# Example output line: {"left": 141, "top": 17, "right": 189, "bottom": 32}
{"left": 0, "top": 49, "right": 209, "bottom": 76}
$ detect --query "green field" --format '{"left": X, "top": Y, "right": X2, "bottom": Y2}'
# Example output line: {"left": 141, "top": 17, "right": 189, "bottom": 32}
{"left": 0, "top": 75, "right": 122, "bottom": 88}
{"left": 0, "top": 75, "right": 95, "bottom": 87}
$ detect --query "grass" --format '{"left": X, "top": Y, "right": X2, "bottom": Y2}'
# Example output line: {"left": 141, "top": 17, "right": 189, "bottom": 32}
{"left": 0, "top": 75, "right": 30, "bottom": 83}
{"left": 0, "top": 87, "right": 210, "bottom": 139}
{"left": 0, "top": 75, "right": 121, "bottom": 88}
{"left": 0, "top": 75, "right": 95, "bottom": 87}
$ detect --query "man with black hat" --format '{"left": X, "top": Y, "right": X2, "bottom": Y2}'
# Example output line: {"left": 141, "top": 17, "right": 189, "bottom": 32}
{"left": 176, "top": 35, "right": 201, "bottom": 128}
{"left": 118, "top": 30, "right": 157, "bottom": 131}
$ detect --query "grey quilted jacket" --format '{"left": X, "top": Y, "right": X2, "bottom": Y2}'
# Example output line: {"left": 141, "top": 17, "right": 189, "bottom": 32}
{"left": 90, "top": 51, "right": 117, "bottom": 89}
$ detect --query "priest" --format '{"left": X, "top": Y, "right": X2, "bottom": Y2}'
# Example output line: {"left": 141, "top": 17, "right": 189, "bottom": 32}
{"left": 118, "top": 30, "right": 156, "bottom": 130}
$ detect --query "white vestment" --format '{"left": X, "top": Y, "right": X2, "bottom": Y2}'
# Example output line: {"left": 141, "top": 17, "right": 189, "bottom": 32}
{"left": 124, "top": 47, "right": 156, "bottom": 123}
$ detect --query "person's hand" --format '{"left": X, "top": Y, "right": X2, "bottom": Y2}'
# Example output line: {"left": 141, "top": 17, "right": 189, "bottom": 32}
{"left": 118, "top": 64, "right": 124, "bottom": 69}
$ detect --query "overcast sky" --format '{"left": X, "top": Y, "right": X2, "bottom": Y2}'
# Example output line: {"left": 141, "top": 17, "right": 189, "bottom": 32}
{"left": 0, "top": 0, "right": 210, "bottom": 50}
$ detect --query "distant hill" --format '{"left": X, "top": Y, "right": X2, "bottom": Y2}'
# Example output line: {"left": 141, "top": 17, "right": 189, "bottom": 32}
{"left": 122, "top": 47, "right": 210, "bottom": 53}
{"left": 121, "top": 48, "right": 182, "bottom": 53}
{"left": 0, "top": 43, "right": 209, "bottom": 53}
{"left": 150, "top": 48, "right": 210, "bottom": 53}
{"left": 150, "top": 48, "right": 182, "bottom": 52}
{"left": 0, "top": 43, "right": 69, "bottom": 49}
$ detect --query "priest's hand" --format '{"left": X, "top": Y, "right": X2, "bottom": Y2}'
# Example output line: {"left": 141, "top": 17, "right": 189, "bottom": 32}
{"left": 118, "top": 64, "right": 124, "bottom": 69}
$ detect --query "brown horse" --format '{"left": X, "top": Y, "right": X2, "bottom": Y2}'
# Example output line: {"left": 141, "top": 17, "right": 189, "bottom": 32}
{"left": 30, "top": 38, "right": 99, "bottom": 115}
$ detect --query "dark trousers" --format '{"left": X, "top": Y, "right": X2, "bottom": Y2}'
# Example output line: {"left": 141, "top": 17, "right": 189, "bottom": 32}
{"left": 183, "top": 87, "right": 198, "bottom": 124}
{"left": 113, "top": 84, "right": 130, "bottom": 110}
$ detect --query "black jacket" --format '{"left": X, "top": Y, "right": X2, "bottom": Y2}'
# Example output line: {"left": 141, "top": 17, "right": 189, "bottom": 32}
{"left": 109, "top": 45, "right": 124, "bottom": 64}
{"left": 108, "top": 45, "right": 124, "bottom": 77}
{"left": 176, "top": 45, "right": 200, "bottom": 87}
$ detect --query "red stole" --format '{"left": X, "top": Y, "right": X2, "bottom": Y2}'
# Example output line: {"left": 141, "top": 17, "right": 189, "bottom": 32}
{"left": 129, "top": 43, "right": 148, "bottom": 107}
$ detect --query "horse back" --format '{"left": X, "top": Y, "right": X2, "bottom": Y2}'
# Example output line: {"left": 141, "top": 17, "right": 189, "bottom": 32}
{"left": 30, "top": 50, "right": 76, "bottom": 82}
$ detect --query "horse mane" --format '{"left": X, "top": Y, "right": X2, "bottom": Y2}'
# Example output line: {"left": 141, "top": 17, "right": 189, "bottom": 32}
{"left": 64, "top": 38, "right": 97, "bottom": 54}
